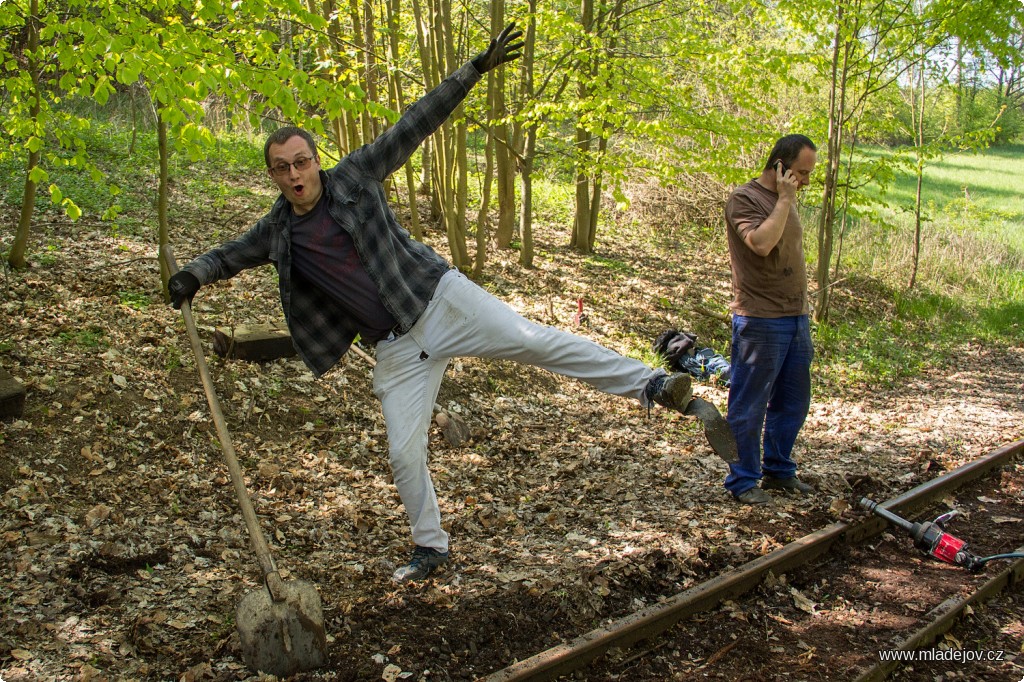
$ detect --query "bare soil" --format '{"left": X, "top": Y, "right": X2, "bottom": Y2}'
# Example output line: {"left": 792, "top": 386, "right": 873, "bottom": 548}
{"left": 1, "top": 184, "right": 1023, "bottom": 681}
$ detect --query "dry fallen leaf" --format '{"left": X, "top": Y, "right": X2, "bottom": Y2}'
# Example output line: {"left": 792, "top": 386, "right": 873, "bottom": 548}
{"left": 85, "top": 504, "right": 111, "bottom": 528}
{"left": 791, "top": 587, "right": 818, "bottom": 615}
{"left": 829, "top": 498, "right": 850, "bottom": 516}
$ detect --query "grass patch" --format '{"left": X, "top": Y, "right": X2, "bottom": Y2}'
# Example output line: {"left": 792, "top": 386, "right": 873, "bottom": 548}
{"left": 530, "top": 177, "right": 576, "bottom": 227}
{"left": 814, "top": 291, "right": 953, "bottom": 388}
{"left": 859, "top": 144, "right": 1024, "bottom": 252}
{"left": 118, "top": 290, "right": 152, "bottom": 310}
{"left": 584, "top": 254, "right": 634, "bottom": 274}
{"left": 56, "top": 328, "right": 106, "bottom": 349}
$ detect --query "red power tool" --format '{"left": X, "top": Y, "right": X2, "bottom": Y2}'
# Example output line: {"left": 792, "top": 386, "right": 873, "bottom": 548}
{"left": 858, "top": 497, "right": 986, "bottom": 572}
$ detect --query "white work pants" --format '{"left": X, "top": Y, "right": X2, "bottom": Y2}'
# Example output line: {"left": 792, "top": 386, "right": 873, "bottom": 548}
{"left": 373, "top": 270, "right": 659, "bottom": 552}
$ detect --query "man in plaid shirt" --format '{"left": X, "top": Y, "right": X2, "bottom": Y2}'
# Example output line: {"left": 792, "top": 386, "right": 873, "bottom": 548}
{"left": 169, "top": 24, "right": 737, "bottom": 583}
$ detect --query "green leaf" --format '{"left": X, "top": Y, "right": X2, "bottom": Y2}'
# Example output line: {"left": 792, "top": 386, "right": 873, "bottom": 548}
{"left": 63, "top": 199, "right": 82, "bottom": 222}
{"left": 93, "top": 75, "right": 114, "bottom": 105}
{"left": 116, "top": 62, "right": 142, "bottom": 85}
{"left": 49, "top": 184, "right": 63, "bottom": 204}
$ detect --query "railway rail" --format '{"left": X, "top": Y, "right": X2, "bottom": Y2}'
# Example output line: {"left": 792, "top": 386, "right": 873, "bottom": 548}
{"left": 480, "top": 438, "right": 1024, "bottom": 681}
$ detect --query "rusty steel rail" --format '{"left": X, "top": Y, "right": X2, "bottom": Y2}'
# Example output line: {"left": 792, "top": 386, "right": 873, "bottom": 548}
{"left": 480, "top": 438, "right": 1024, "bottom": 682}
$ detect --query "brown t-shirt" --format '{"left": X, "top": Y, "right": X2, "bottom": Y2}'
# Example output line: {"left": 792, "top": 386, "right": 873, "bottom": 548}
{"left": 724, "top": 179, "right": 809, "bottom": 318}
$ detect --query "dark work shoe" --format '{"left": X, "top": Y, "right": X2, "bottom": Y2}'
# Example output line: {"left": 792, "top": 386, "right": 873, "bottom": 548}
{"left": 391, "top": 546, "right": 449, "bottom": 583}
{"left": 645, "top": 373, "right": 693, "bottom": 413}
{"left": 761, "top": 476, "right": 814, "bottom": 495}
{"left": 683, "top": 397, "right": 739, "bottom": 464}
{"left": 735, "top": 487, "right": 773, "bottom": 505}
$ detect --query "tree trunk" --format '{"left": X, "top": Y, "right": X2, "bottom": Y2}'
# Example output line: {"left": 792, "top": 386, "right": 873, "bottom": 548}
{"left": 570, "top": 0, "right": 595, "bottom": 253}
{"left": 572, "top": 161, "right": 592, "bottom": 252}
{"left": 588, "top": 134, "right": 609, "bottom": 252}
{"left": 385, "top": 0, "right": 422, "bottom": 240}
{"left": 490, "top": 0, "right": 516, "bottom": 250}
{"left": 450, "top": 0, "right": 469, "bottom": 270}
{"left": 909, "top": 56, "right": 926, "bottom": 290}
{"left": 520, "top": 132, "right": 536, "bottom": 268}
{"left": 955, "top": 38, "right": 963, "bottom": 132}
{"left": 9, "top": 0, "right": 41, "bottom": 271}
{"left": 129, "top": 84, "right": 139, "bottom": 157}
{"left": 423, "top": 0, "right": 469, "bottom": 270}
{"left": 361, "top": 0, "right": 380, "bottom": 140}
{"left": 307, "top": 0, "right": 352, "bottom": 155}
{"left": 423, "top": 139, "right": 442, "bottom": 220}
{"left": 158, "top": 114, "right": 171, "bottom": 294}
{"left": 472, "top": 133, "right": 494, "bottom": 279}
{"left": 813, "top": 8, "right": 847, "bottom": 324}
{"left": 517, "top": 0, "right": 538, "bottom": 269}
{"left": 347, "top": 0, "right": 372, "bottom": 145}
{"left": 832, "top": 120, "right": 860, "bottom": 285}
{"left": 410, "top": 0, "right": 439, "bottom": 217}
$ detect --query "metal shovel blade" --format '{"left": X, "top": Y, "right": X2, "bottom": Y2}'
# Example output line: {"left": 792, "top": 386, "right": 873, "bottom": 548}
{"left": 684, "top": 397, "right": 740, "bottom": 464}
{"left": 236, "top": 578, "right": 328, "bottom": 677}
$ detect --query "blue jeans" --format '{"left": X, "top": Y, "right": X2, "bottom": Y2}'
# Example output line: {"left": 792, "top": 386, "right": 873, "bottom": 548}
{"left": 725, "top": 315, "right": 813, "bottom": 496}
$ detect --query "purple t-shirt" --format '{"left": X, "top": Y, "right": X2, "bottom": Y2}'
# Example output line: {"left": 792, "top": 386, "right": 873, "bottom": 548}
{"left": 289, "top": 194, "right": 398, "bottom": 343}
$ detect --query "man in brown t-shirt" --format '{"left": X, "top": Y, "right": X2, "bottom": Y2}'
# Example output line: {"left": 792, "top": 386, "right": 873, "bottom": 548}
{"left": 723, "top": 134, "right": 817, "bottom": 505}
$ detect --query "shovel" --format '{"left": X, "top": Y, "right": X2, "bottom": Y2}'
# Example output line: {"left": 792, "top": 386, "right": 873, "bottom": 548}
{"left": 162, "top": 245, "right": 327, "bottom": 676}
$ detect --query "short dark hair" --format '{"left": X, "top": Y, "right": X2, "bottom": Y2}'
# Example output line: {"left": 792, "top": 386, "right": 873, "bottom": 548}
{"left": 264, "top": 126, "right": 318, "bottom": 167}
{"left": 764, "top": 134, "right": 816, "bottom": 171}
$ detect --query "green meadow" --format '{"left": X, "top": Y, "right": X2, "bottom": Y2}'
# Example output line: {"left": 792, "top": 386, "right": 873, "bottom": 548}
{"left": 874, "top": 144, "right": 1024, "bottom": 248}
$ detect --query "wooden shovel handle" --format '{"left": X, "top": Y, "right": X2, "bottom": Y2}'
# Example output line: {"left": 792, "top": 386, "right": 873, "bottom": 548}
{"left": 161, "top": 245, "right": 284, "bottom": 600}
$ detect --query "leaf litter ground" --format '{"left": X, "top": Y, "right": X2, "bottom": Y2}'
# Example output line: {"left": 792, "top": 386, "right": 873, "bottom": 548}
{"left": 1, "top": 188, "right": 1022, "bottom": 681}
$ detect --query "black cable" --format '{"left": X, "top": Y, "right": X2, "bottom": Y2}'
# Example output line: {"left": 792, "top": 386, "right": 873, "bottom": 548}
{"left": 977, "top": 552, "right": 1024, "bottom": 565}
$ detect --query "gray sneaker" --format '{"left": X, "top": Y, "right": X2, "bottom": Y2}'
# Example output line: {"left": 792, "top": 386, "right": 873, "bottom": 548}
{"left": 735, "top": 487, "right": 774, "bottom": 505}
{"left": 391, "top": 546, "right": 449, "bottom": 583}
{"left": 645, "top": 373, "right": 693, "bottom": 413}
{"left": 761, "top": 476, "right": 813, "bottom": 495}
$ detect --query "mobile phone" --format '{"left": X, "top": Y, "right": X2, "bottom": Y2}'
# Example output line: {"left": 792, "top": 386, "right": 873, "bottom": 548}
{"left": 774, "top": 159, "right": 789, "bottom": 174}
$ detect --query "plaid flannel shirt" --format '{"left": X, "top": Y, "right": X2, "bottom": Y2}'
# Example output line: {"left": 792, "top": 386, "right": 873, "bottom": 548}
{"left": 183, "top": 62, "right": 482, "bottom": 377}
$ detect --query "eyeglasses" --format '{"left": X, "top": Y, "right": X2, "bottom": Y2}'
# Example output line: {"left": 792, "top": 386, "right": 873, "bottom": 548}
{"left": 269, "top": 157, "right": 315, "bottom": 177}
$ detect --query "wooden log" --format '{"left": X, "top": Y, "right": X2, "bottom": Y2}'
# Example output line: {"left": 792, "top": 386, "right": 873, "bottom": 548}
{"left": 0, "top": 367, "right": 27, "bottom": 419}
{"left": 212, "top": 322, "right": 296, "bottom": 362}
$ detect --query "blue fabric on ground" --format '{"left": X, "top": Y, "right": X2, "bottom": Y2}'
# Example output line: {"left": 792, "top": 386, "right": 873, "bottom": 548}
{"left": 652, "top": 329, "right": 731, "bottom": 387}
{"left": 680, "top": 348, "right": 732, "bottom": 387}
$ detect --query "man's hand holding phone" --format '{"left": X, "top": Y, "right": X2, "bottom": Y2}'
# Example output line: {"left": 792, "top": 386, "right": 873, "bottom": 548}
{"left": 774, "top": 159, "right": 799, "bottom": 201}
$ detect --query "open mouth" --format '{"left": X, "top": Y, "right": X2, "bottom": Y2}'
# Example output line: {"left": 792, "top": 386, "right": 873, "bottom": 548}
{"left": 293, "top": 184, "right": 305, "bottom": 195}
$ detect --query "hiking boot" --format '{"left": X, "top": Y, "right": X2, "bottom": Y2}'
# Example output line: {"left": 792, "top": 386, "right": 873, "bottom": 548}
{"left": 735, "top": 487, "right": 773, "bottom": 505}
{"left": 645, "top": 373, "right": 693, "bottom": 413}
{"left": 683, "top": 397, "right": 739, "bottom": 464}
{"left": 391, "top": 546, "right": 449, "bottom": 583}
{"left": 761, "top": 476, "right": 814, "bottom": 495}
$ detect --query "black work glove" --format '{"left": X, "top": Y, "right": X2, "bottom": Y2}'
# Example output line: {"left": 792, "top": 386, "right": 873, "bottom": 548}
{"left": 471, "top": 22, "right": 524, "bottom": 74}
{"left": 168, "top": 271, "right": 201, "bottom": 310}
